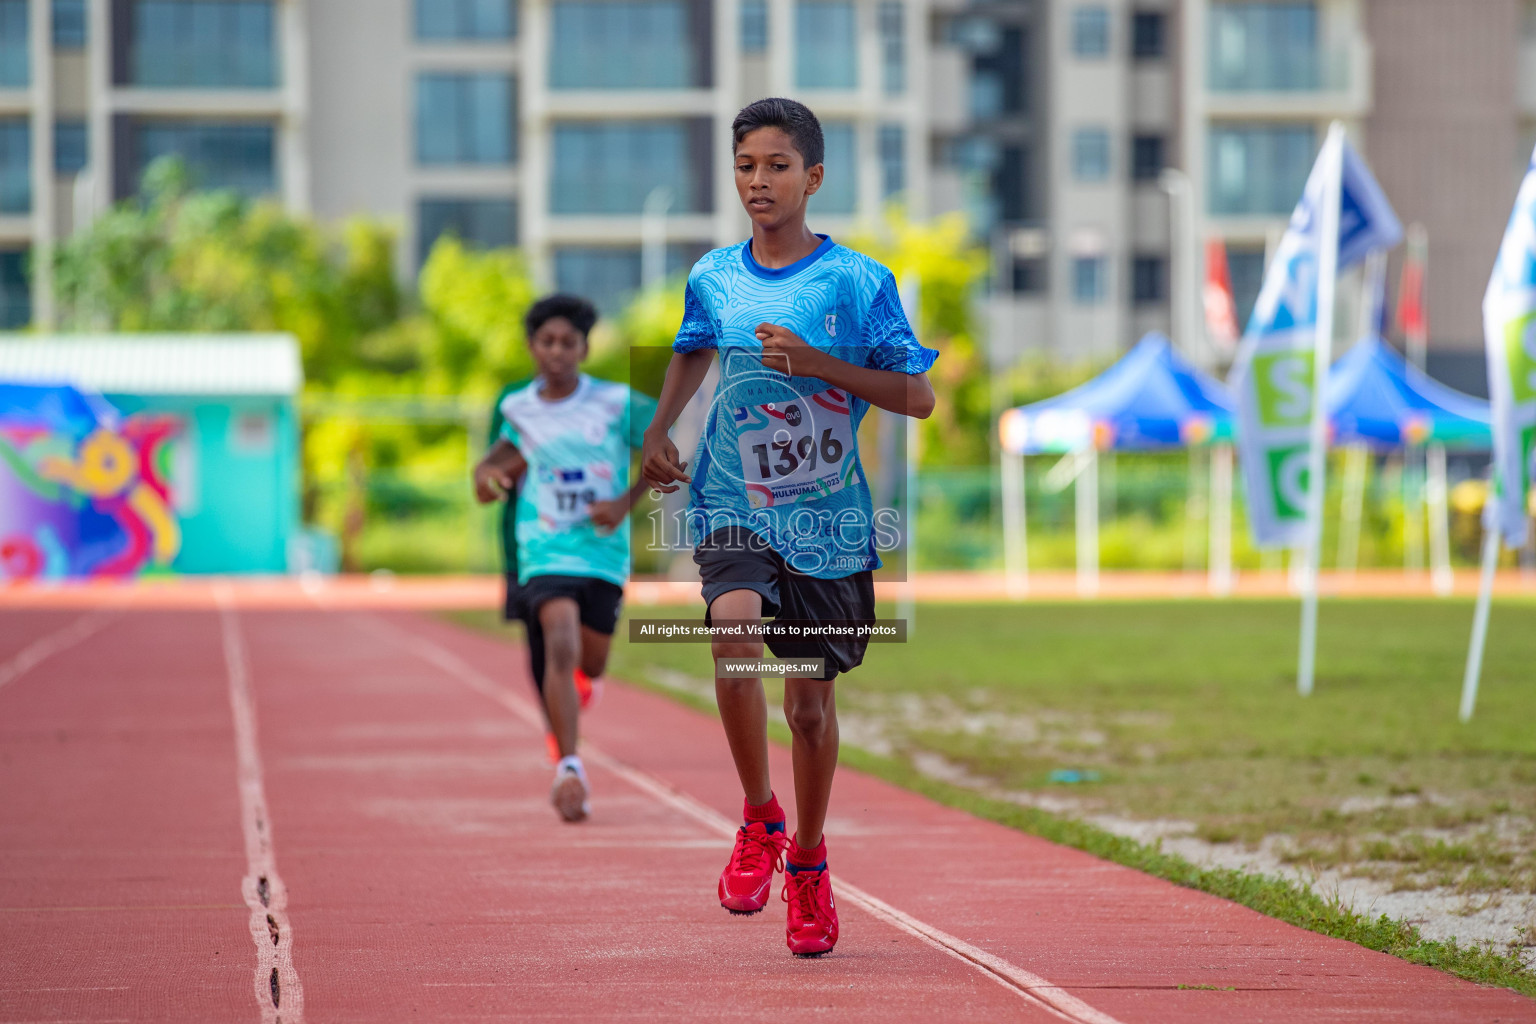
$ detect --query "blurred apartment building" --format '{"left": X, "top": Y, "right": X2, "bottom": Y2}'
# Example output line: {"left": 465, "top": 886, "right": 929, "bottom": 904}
{"left": 0, "top": 0, "right": 1528, "bottom": 382}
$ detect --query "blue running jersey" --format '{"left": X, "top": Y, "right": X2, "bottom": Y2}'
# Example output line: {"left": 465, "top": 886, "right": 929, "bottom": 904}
{"left": 672, "top": 235, "right": 937, "bottom": 578}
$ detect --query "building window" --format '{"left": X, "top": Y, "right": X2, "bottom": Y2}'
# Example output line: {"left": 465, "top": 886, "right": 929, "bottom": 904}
{"left": 795, "top": 1, "right": 857, "bottom": 90}
{"left": 0, "top": 0, "right": 27, "bottom": 87}
{"left": 125, "top": 121, "right": 276, "bottom": 197}
{"left": 1072, "top": 256, "right": 1106, "bottom": 304}
{"left": 1209, "top": 123, "right": 1316, "bottom": 215}
{"left": 878, "top": 124, "right": 905, "bottom": 199}
{"left": 0, "top": 119, "right": 30, "bottom": 213}
{"left": 1072, "top": 127, "right": 1110, "bottom": 182}
{"left": 416, "top": 73, "right": 515, "bottom": 165}
{"left": 552, "top": 243, "right": 704, "bottom": 314}
{"left": 418, "top": 197, "right": 517, "bottom": 266}
{"left": 1011, "top": 256, "right": 1047, "bottom": 295}
{"left": 1072, "top": 6, "right": 1109, "bottom": 57}
{"left": 53, "top": 0, "right": 86, "bottom": 48}
{"left": 1131, "top": 255, "right": 1168, "bottom": 304}
{"left": 1209, "top": 2, "right": 1318, "bottom": 92}
{"left": 1227, "top": 246, "right": 1266, "bottom": 328}
{"left": 55, "top": 120, "right": 88, "bottom": 175}
{"left": 415, "top": 0, "right": 515, "bottom": 40}
{"left": 809, "top": 121, "right": 856, "bottom": 214}
{"left": 970, "top": 25, "right": 1026, "bottom": 120}
{"left": 878, "top": 1, "right": 905, "bottom": 95}
{"left": 1131, "top": 134, "right": 1164, "bottom": 182}
{"left": 1131, "top": 10, "right": 1165, "bottom": 59}
{"left": 125, "top": 1, "right": 277, "bottom": 89}
{"left": 0, "top": 249, "right": 28, "bottom": 329}
{"left": 551, "top": 120, "right": 709, "bottom": 214}
{"left": 996, "top": 144, "right": 1030, "bottom": 222}
{"left": 551, "top": 1, "right": 704, "bottom": 90}
{"left": 740, "top": 0, "right": 767, "bottom": 52}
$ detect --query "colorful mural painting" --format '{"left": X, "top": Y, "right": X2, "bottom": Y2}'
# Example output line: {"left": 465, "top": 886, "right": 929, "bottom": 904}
{"left": 0, "top": 384, "right": 183, "bottom": 582}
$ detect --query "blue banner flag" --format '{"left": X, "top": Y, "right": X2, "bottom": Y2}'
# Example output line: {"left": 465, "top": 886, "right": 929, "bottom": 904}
{"left": 1233, "top": 130, "right": 1402, "bottom": 548}
{"left": 1481, "top": 146, "right": 1536, "bottom": 549}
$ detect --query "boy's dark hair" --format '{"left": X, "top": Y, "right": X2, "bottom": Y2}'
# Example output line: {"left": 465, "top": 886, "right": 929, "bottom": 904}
{"left": 524, "top": 294, "right": 598, "bottom": 339}
{"left": 731, "top": 97, "right": 824, "bottom": 169}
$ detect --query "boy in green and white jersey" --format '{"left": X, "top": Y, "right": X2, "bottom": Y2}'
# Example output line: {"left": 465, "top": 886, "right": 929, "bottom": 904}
{"left": 473, "top": 295, "right": 656, "bottom": 822}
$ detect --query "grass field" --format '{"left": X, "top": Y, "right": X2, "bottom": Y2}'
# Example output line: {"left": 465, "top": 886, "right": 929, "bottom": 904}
{"left": 451, "top": 595, "right": 1536, "bottom": 993}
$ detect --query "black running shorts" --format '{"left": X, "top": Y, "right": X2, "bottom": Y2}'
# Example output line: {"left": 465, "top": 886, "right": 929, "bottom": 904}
{"left": 521, "top": 574, "right": 625, "bottom": 635}
{"left": 693, "top": 526, "right": 875, "bottom": 682}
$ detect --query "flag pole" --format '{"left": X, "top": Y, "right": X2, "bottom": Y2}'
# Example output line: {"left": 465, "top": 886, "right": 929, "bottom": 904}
{"left": 1298, "top": 123, "right": 1348, "bottom": 697}
{"left": 1460, "top": 526, "right": 1500, "bottom": 721}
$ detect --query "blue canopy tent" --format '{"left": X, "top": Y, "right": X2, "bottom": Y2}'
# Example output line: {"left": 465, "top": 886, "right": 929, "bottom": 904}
{"left": 996, "top": 334, "right": 1237, "bottom": 596}
{"left": 1327, "top": 335, "right": 1491, "bottom": 451}
{"left": 1324, "top": 335, "right": 1491, "bottom": 589}
{"left": 998, "top": 334, "right": 1234, "bottom": 455}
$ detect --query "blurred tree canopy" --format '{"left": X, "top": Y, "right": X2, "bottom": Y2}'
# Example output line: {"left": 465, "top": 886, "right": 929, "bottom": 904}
{"left": 52, "top": 159, "right": 402, "bottom": 387}
{"left": 845, "top": 209, "right": 990, "bottom": 466}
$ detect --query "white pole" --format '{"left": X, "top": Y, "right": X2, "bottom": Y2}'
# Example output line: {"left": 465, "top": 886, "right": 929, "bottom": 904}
{"left": 1077, "top": 448, "right": 1100, "bottom": 598}
{"left": 1209, "top": 442, "right": 1234, "bottom": 596}
{"left": 898, "top": 275, "right": 921, "bottom": 631}
{"left": 1460, "top": 527, "right": 1501, "bottom": 722}
{"left": 1183, "top": 448, "right": 1207, "bottom": 572}
{"left": 1162, "top": 169, "right": 1208, "bottom": 370}
{"left": 899, "top": 414, "right": 918, "bottom": 630}
{"left": 1298, "top": 124, "right": 1347, "bottom": 698}
{"left": 1001, "top": 451, "right": 1028, "bottom": 598}
{"left": 641, "top": 186, "right": 674, "bottom": 291}
{"left": 1337, "top": 444, "right": 1368, "bottom": 578}
{"left": 1404, "top": 449, "right": 1425, "bottom": 574}
{"left": 1427, "top": 442, "right": 1454, "bottom": 596}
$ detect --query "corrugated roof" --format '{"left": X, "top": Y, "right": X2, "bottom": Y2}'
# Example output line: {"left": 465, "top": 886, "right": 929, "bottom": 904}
{"left": 0, "top": 335, "right": 303, "bottom": 396}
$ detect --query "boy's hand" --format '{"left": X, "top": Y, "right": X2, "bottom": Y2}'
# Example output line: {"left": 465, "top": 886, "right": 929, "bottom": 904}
{"left": 472, "top": 459, "right": 515, "bottom": 504}
{"left": 756, "top": 323, "right": 824, "bottom": 378}
{"left": 587, "top": 498, "right": 628, "bottom": 532}
{"left": 641, "top": 429, "right": 691, "bottom": 494}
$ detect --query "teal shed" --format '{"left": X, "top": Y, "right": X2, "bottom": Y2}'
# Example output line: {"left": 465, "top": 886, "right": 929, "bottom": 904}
{"left": 0, "top": 335, "right": 303, "bottom": 575}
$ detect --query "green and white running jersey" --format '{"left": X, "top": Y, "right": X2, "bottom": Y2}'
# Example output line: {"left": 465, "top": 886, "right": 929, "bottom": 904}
{"left": 498, "top": 374, "right": 656, "bottom": 586}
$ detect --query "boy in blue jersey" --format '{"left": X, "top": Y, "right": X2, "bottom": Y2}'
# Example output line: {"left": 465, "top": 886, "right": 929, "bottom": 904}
{"left": 642, "top": 98, "right": 936, "bottom": 957}
{"left": 473, "top": 295, "right": 656, "bottom": 822}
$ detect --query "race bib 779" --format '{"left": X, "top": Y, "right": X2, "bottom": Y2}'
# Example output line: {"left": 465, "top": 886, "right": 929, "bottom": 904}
{"left": 535, "top": 463, "right": 613, "bottom": 527}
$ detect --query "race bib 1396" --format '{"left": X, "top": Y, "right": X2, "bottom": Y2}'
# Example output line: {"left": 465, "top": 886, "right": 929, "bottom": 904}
{"left": 734, "top": 389, "right": 855, "bottom": 508}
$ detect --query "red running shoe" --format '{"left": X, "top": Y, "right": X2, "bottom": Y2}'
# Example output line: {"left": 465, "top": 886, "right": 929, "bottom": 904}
{"left": 783, "top": 866, "right": 839, "bottom": 957}
{"left": 718, "top": 823, "right": 787, "bottom": 915}
{"left": 574, "top": 669, "right": 602, "bottom": 710}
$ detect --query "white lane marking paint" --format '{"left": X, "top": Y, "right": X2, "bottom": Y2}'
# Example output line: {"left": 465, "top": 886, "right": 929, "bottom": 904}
{"left": 369, "top": 617, "right": 1125, "bottom": 1024}
{"left": 215, "top": 590, "right": 305, "bottom": 1024}
{"left": 0, "top": 611, "right": 113, "bottom": 693}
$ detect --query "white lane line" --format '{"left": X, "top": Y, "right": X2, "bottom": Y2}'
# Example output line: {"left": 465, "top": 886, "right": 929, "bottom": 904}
{"left": 0, "top": 611, "right": 113, "bottom": 693}
{"left": 367, "top": 616, "right": 1126, "bottom": 1024}
{"left": 215, "top": 589, "right": 306, "bottom": 1024}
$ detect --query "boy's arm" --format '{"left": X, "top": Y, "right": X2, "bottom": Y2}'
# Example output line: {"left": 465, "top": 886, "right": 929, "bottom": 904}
{"left": 473, "top": 438, "right": 528, "bottom": 504}
{"left": 755, "top": 323, "right": 936, "bottom": 419}
{"left": 640, "top": 348, "right": 715, "bottom": 493}
{"left": 588, "top": 470, "right": 650, "bottom": 530}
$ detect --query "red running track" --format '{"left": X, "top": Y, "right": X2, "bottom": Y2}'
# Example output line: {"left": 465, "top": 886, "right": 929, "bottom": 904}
{"left": 1, "top": 605, "right": 1533, "bottom": 1023}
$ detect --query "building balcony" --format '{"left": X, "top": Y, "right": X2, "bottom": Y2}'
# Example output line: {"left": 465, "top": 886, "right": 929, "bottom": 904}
{"left": 538, "top": 89, "right": 715, "bottom": 119}
{"left": 0, "top": 213, "right": 33, "bottom": 243}
{"left": 109, "top": 89, "right": 289, "bottom": 117}
{"left": 1205, "top": 35, "right": 1372, "bottom": 120}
